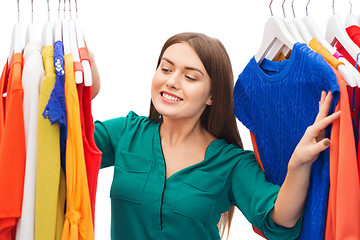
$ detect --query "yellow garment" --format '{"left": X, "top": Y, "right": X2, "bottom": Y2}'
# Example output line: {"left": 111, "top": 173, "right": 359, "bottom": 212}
{"left": 309, "top": 38, "right": 344, "bottom": 69}
{"left": 35, "top": 45, "right": 66, "bottom": 240}
{"left": 274, "top": 52, "right": 287, "bottom": 61}
{"left": 61, "top": 54, "right": 94, "bottom": 240}
{"left": 56, "top": 169, "right": 66, "bottom": 240}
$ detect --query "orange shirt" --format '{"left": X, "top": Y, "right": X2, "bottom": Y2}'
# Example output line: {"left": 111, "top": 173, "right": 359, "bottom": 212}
{"left": 61, "top": 54, "right": 94, "bottom": 240}
{"left": 309, "top": 39, "right": 360, "bottom": 240}
{"left": 325, "top": 67, "right": 360, "bottom": 239}
{"left": 0, "top": 53, "right": 26, "bottom": 240}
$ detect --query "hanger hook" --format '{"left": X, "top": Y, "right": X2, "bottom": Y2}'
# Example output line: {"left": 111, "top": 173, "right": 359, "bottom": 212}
{"left": 58, "top": 0, "right": 60, "bottom": 19}
{"left": 306, "top": 0, "right": 310, "bottom": 16}
{"left": 75, "top": 0, "right": 78, "bottom": 19}
{"left": 18, "top": 0, "right": 20, "bottom": 22}
{"left": 349, "top": 0, "right": 352, "bottom": 14}
{"left": 332, "top": 0, "right": 335, "bottom": 15}
{"left": 68, "top": 0, "right": 72, "bottom": 19}
{"left": 291, "top": 0, "right": 296, "bottom": 18}
{"left": 269, "top": 0, "right": 273, "bottom": 16}
{"left": 31, "top": 0, "right": 34, "bottom": 23}
{"left": 64, "top": 0, "right": 66, "bottom": 19}
{"left": 282, "top": 0, "right": 286, "bottom": 18}
{"left": 47, "top": 0, "right": 50, "bottom": 22}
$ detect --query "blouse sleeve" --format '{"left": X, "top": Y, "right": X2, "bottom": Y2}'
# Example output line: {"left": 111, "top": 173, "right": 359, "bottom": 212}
{"left": 94, "top": 116, "right": 127, "bottom": 169}
{"left": 229, "top": 151, "right": 303, "bottom": 240}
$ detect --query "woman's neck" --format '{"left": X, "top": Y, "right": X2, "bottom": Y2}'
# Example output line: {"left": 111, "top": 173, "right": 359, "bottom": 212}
{"left": 160, "top": 116, "right": 206, "bottom": 147}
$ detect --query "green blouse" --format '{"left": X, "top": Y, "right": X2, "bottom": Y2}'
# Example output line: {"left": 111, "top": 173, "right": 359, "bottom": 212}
{"left": 94, "top": 111, "right": 302, "bottom": 240}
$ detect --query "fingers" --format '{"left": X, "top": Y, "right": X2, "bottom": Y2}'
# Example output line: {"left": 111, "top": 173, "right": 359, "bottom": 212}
{"left": 309, "top": 110, "right": 340, "bottom": 138}
{"left": 311, "top": 138, "right": 332, "bottom": 155}
{"left": 314, "top": 91, "right": 333, "bottom": 123}
{"left": 88, "top": 50, "right": 95, "bottom": 64}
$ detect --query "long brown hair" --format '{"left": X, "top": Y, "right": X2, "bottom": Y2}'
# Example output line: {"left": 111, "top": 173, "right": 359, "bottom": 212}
{"left": 149, "top": 32, "right": 243, "bottom": 239}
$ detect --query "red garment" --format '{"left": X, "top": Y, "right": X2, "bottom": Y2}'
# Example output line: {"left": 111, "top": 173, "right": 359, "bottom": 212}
{"left": 335, "top": 25, "right": 360, "bottom": 178}
{"left": 335, "top": 25, "right": 360, "bottom": 67}
{"left": 76, "top": 50, "right": 102, "bottom": 227}
{"left": 0, "top": 54, "right": 26, "bottom": 240}
{"left": 325, "top": 67, "right": 360, "bottom": 239}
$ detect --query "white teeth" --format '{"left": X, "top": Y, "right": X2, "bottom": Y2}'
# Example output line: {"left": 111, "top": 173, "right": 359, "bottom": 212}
{"left": 163, "top": 93, "right": 181, "bottom": 101}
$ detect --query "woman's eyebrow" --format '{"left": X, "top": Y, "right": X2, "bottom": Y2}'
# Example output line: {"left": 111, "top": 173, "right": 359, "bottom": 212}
{"left": 161, "top": 57, "right": 204, "bottom": 76}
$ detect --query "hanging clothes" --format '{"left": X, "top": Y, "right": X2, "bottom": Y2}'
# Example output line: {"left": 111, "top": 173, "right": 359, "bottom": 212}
{"left": 335, "top": 25, "right": 360, "bottom": 174}
{"left": 61, "top": 53, "right": 94, "bottom": 240}
{"left": 233, "top": 43, "right": 340, "bottom": 240}
{"left": 43, "top": 41, "right": 67, "bottom": 173}
{"left": 325, "top": 66, "right": 360, "bottom": 240}
{"left": 302, "top": 38, "right": 360, "bottom": 240}
{"left": 77, "top": 46, "right": 102, "bottom": 227}
{"left": 335, "top": 27, "right": 360, "bottom": 147}
{"left": 35, "top": 44, "right": 66, "bottom": 240}
{"left": 0, "top": 53, "right": 25, "bottom": 240}
{"left": 308, "top": 38, "right": 345, "bottom": 69}
{"left": 16, "top": 40, "right": 45, "bottom": 240}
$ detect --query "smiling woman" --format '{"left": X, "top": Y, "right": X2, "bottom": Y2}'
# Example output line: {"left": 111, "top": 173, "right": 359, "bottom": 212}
{"left": 91, "top": 30, "right": 340, "bottom": 240}
{"left": 151, "top": 42, "right": 212, "bottom": 121}
{"left": 0, "top": 0, "right": 340, "bottom": 239}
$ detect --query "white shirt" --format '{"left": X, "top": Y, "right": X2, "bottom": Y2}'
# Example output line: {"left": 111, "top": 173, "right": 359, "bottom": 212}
{"left": 16, "top": 40, "right": 45, "bottom": 240}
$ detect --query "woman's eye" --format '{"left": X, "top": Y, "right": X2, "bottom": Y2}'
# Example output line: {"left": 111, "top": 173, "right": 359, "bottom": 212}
{"left": 185, "top": 75, "right": 196, "bottom": 81}
{"left": 161, "top": 68, "right": 171, "bottom": 73}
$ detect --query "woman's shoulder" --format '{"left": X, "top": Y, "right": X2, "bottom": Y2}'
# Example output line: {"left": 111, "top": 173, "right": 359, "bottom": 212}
{"left": 96, "top": 111, "right": 156, "bottom": 126}
{"left": 95, "top": 111, "right": 158, "bottom": 137}
{"left": 210, "top": 138, "right": 255, "bottom": 162}
{"left": 124, "top": 111, "right": 159, "bottom": 128}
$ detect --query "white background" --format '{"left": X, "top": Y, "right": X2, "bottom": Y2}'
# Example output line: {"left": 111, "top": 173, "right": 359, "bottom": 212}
{"left": 0, "top": 0, "right": 358, "bottom": 239}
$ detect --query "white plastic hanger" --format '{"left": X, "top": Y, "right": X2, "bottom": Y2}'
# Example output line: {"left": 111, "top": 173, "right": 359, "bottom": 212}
{"left": 255, "top": 0, "right": 296, "bottom": 64}
{"left": 68, "top": 0, "right": 83, "bottom": 84}
{"left": 42, "top": 0, "right": 53, "bottom": 47}
{"left": 9, "top": 0, "right": 22, "bottom": 65}
{"left": 74, "top": 0, "right": 92, "bottom": 86}
{"left": 325, "top": 0, "right": 360, "bottom": 87}
{"left": 302, "top": 2, "right": 334, "bottom": 52}
{"left": 281, "top": 0, "right": 305, "bottom": 43}
{"left": 345, "top": 0, "right": 359, "bottom": 27}
{"left": 325, "top": 0, "right": 360, "bottom": 62}
{"left": 62, "top": 0, "right": 72, "bottom": 55}
{"left": 289, "top": 0, "right": 312, "bottom": 44}
{"left": 54, "top": 0, "right": 62, "bottom": 43}
{"left": 25, "top": 0, "right": 37, "bottom": 44}
{"left": 300, "top": 0, "right": 358, "bottom": 87}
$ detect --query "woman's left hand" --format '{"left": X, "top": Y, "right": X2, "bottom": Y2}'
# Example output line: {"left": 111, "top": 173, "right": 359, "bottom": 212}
{"left": 289, "top": 91, "right": 340, "bottom": 169}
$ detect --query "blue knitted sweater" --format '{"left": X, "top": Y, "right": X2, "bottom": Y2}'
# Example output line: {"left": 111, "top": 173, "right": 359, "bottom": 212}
{"left": 234, "top": 43, "right": 340, "bottom": 240}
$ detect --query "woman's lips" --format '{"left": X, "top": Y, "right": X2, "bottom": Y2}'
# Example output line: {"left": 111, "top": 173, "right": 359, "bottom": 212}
{"left": 160, "top": 91, "right": 183, "bottom": 102}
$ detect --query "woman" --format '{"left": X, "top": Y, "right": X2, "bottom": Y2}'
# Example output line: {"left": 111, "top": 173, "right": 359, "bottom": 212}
{"left": 91, "top": 32, "right": 339, "bottom": 239}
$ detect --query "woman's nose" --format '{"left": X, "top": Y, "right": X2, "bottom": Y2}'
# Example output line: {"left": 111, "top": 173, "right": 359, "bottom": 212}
{"left": 165, "top": 72, "right": 181, "bottom": 89}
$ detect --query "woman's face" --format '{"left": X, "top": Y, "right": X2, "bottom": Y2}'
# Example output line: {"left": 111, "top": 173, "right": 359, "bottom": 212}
{"left": 151, "top": 43, "right": 212, "bottom": 121}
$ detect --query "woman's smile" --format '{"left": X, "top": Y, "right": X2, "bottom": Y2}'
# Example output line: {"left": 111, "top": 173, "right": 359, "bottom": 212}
{"left": 160, "top": 91, "right": 183, "bottom": 103}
